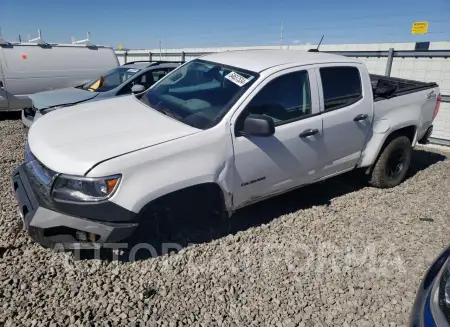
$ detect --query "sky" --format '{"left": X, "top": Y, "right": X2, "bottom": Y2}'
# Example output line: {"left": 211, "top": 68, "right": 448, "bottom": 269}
{"left": 1, "top": 0, "right": 449, "bottom": 49}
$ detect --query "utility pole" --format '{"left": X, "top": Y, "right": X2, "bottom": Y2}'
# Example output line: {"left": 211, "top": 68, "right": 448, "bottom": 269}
{"left": 280, "top": 22, "right": 284, "bottom": 49}
{"left": 159, "top": 37, "right": 162, "bottom": 60}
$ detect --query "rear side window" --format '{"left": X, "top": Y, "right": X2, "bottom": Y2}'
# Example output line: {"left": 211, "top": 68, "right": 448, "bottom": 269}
{"left": 138, "top": 68, "right": 172, "bottom": 89}
{"left": 320, "top": 67, "right": 362, "bottom": 111}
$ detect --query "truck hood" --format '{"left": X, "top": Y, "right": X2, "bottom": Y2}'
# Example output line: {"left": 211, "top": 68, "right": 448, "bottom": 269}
{"left": 28, "top": 96, "right": 200, "bottom": 175}
{"left": 29, "top": 87, "right": 99, "bottom": 110}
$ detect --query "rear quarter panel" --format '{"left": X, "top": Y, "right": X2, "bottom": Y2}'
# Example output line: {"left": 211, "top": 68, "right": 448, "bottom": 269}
{"left": 358, "top": 86, "right": 439, "bottom": 168}
{"left": 87, "top": 123, "right": 235, "bottom": 214}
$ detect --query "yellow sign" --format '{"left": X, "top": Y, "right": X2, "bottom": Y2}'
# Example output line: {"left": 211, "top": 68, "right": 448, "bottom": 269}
{"left": 412, "top": 21, "right": 428, "bottom": 34}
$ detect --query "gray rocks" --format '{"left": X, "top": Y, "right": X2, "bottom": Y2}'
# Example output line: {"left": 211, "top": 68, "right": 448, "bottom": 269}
{"left": 1, "top": 118, "right": 449, "bottom": 326}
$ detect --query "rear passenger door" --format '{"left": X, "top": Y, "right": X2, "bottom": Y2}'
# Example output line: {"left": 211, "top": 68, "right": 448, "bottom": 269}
{"left": 316, "top": 64, "right": 373, "bottom": 177}
{"left": 232, "top": 68, "right": 325, "bottom": 209}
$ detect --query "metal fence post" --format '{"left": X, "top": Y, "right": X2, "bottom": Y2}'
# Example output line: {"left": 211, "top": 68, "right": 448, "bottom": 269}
{"left": 385, "top": 48, "right": 394, "bottom": 76}
{"left": 149, "top": 52, "right": 152, "bottom": 62}
{"left": 181, "top": 51, "right": 185, "bottom": 62}
{"left": 124, "top": 50, "right": 128, "bottom": 64}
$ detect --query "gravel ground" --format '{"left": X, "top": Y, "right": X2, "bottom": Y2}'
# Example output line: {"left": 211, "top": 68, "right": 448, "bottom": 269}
{"left": 1, "top": 114, "right": 450, "bottom": 327}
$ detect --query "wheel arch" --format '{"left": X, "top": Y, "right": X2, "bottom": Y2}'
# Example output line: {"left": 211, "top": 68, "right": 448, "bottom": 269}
{"left": 359, "top": 124, "right": 417, "bottom": 169}
{"left": 136, "top": 181, "right": 230, "bottom": 217}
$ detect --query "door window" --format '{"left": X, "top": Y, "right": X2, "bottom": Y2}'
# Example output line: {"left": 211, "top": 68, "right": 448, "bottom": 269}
{"left": 82, "top": 67, "right": 141, "bottom": 92}
{"left": 135, "top": 69, "right": 172, "bottom": 90}
{"left": 118, "top": 68, "right": 173, "bottom": 95}
{"left": 240, "top": 70, "right": 312, "bottom": 127}
{"left": 319, "top": 67, "right": 362, "bottom": 111}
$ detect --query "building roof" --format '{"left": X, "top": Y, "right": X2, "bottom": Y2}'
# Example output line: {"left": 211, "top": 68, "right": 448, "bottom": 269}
{"left": 200, "top": 49, "right": 361, "bottom": 72}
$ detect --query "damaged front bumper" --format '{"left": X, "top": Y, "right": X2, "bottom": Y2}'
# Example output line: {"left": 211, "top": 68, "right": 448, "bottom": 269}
{"left": 11, "top": 164, "right": 138, "bottom": 249}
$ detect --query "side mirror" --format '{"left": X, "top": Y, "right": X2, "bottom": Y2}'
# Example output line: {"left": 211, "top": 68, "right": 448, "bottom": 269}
{"left": 131, "top": 84, "right": 145, "bottom": 94}
{"left": 242, "top": 114, "right": 275, "bottom": 137}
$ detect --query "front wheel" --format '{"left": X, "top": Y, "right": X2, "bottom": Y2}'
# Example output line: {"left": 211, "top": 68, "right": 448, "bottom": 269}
{"left": 369, "top": 135, "right": 412, "bottom": 188}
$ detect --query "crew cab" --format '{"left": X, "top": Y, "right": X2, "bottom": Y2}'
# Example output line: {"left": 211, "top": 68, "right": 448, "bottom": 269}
{"left": 11, "top": 50, "right": 441, "bottom": 248}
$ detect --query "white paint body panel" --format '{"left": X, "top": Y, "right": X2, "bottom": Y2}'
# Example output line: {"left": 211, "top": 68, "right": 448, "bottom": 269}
{"left": 314, "top": 63, "right": 374, "bottom": 177}
{"left": 358, "top": 86, "right": 439, "bottom": 167}
{"left": 230, "top": 66, "right": 324, "bottom": 208}
{"left": 27, "top": 50, "right": 440, "bottom": 215}
{"left": 28, "top": 96, "right": 200, "bottom": 175}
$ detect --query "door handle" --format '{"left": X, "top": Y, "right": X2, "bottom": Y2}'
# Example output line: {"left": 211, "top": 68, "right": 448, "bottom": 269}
{"left": 299, "top": 128, "right": 319, "bottom": 138}
{"left": 353, "top": 113, "right": 368, "bottom": 122}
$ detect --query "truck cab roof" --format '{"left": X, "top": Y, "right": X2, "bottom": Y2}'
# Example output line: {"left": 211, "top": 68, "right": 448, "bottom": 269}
{"left": 200, "top": 49, "right": 362, "bottom": 73}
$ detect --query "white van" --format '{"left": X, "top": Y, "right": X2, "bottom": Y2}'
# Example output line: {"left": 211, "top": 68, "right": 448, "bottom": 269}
{"left": 0, "top": 42, "right": 119, "bottom": 111}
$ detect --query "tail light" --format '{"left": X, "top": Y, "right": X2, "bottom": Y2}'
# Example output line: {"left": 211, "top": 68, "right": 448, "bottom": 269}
{"left": 433, "top": 94, "right": 441, "bottom": 120}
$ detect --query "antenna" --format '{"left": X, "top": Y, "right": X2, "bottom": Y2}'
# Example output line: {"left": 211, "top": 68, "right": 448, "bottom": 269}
{"left": 308, "top": 35, "right": 324, "bottom": 52}
{"left": 0, "top": 28, "right": 8, "bottom": 45}
{"left": 280, "top": 22, "right": 284, "bottom": 49}
{"left": 29, "top": 29, "right": 46, "bottom": 45}
{"left": 316, "top": 34, "right": 324, "bottom": 50}
{"left": 72, "top": 32, "right": 93, "bottom": 46}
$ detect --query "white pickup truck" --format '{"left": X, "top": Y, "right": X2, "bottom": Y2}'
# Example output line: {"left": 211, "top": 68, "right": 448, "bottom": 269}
{"left": 12, "top": 50, "right": 441, "bottom": 248}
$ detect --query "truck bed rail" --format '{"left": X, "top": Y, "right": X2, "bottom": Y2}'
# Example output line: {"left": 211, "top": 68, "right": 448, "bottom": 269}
{"left": 370, "top": 74, "right": 437, "bottom": 101}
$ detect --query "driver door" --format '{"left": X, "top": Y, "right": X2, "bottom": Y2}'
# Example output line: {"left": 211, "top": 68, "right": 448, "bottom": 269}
{"left": 231, "top": 68, "right": 325, "bottom": 209}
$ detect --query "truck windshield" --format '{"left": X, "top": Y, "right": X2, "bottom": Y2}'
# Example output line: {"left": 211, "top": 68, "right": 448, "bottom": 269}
{"left": 81, "top": 67, "right": 141, "bottom": 92}
{"left": 141, "top": 59, "right": 258, "bottom": 129}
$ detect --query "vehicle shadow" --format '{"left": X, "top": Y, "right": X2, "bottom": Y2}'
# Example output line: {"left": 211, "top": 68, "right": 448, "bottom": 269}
{"left": 0, "top": 111, "right": 21, "bottom": 121}
{"left": 406, "top": 148, "right": 447, "bottom": 179}
{"left": 77, "top": 148, "right": 446, "bottom": 262}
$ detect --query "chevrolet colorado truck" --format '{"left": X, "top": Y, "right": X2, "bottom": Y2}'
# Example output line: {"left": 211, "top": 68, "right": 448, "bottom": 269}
{"left": 12, "top": 50, "right": 441, "bottom": 248}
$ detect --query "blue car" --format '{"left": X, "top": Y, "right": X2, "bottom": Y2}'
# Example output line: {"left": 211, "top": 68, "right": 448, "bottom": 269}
{"left": 22, "top": 61, "right": 181, "bottom": 127}
{"left": 410, "top": 246, "right": 450, "bottom": 326}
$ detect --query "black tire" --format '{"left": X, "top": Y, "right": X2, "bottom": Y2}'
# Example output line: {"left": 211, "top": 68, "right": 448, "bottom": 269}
{"left": 369, "top": 135, "right": 412, "bottom": 188}
{"left": 132, "top": 187, "right": 228, "bottom": 252}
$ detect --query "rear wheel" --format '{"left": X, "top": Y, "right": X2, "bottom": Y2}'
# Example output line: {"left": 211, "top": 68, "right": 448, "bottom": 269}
{"left": 369, "top": 135, "right": 412, "bottom": 188}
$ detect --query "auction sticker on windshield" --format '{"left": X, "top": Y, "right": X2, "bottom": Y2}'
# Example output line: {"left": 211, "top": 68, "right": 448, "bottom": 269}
{"left": 225, "top": 71, "right": 250, "bottom": 87}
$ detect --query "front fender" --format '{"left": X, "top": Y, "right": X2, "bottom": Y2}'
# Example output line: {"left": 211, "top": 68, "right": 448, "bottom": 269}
{"left": 87, "top": 124, "right": 235, "bottom": 214}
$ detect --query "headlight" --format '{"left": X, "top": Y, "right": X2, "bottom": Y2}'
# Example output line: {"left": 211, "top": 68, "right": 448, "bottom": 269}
{"left": 51, "top": 174, "right": 121, "bottom": 202}
{"left": 438, "top": 260, "right": 450, "bottom": 320}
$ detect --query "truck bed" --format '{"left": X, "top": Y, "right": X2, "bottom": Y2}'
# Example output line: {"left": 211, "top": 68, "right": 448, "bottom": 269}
{"left": 370, "top": 74, "right": 437, "bottom": 101}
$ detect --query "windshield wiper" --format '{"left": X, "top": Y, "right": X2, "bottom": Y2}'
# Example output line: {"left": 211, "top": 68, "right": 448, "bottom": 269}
{"left": 151, "top": 101, "right": 183, "bottom": 121}
{"left": 160, "top": 108, "right": 183, "bottom": 121}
